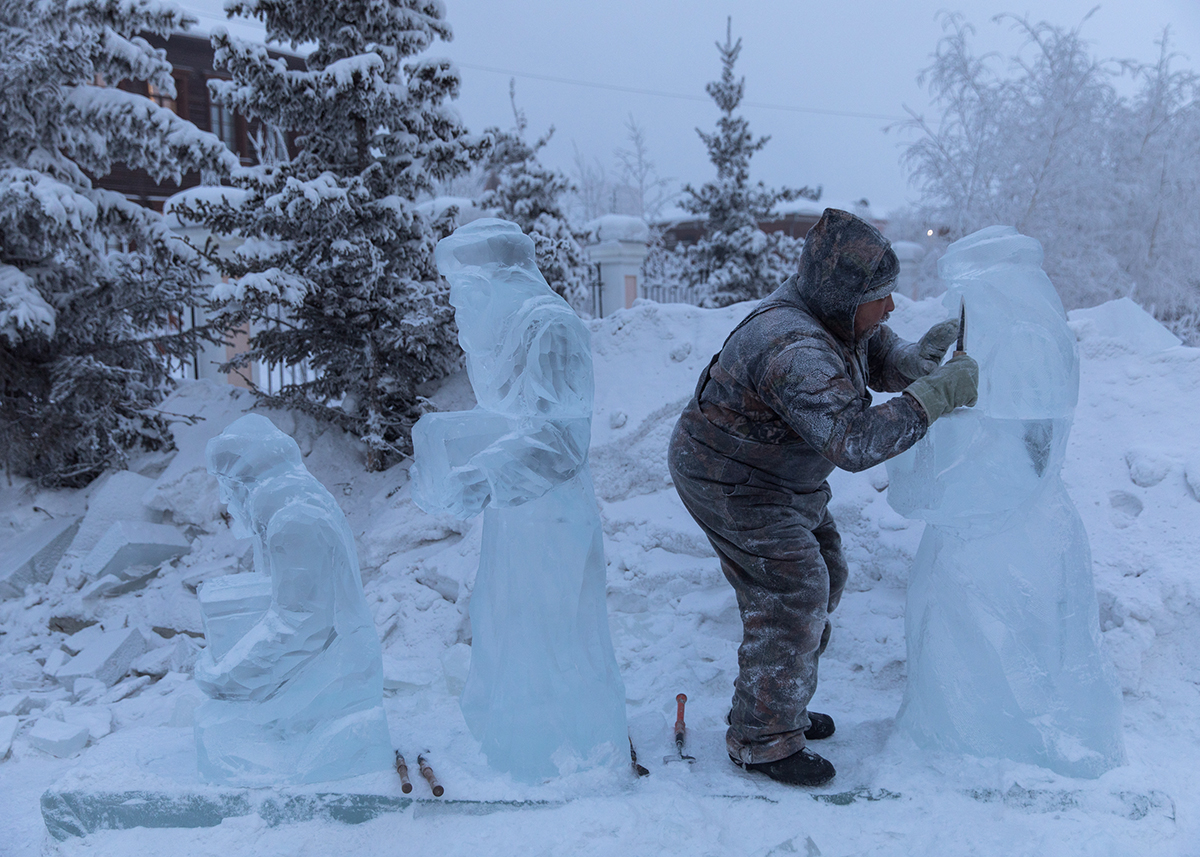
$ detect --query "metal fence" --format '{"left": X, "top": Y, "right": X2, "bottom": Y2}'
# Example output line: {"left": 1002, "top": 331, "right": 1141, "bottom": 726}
{"left": 640, "top": 282, "right": 705, "bottom": 306}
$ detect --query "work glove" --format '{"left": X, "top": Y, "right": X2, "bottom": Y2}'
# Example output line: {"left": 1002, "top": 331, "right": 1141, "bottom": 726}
{"left": 895, "top": 318, "right": 961, "bottom": 381}
{"left": 903, "top": 353, "right": 979, "bottom": 424}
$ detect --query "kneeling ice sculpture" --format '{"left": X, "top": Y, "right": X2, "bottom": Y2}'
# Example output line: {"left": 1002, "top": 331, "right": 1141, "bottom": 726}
{"left": 886, "top": 226, "right": 1125, "bottom": 777}
{"left": 193, "top": 414, "right": 392, "bottom": 785}
{"left": 410, "top": 218, "right": 627, "bottom": 780}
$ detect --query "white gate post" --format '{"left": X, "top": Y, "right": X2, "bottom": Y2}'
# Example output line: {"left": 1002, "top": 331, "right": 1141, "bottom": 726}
{"left": 891, "top": 240, "right": 926, "bottom": 301}
{"left": 584, "top": 215, "right": 650, "bottom": 317}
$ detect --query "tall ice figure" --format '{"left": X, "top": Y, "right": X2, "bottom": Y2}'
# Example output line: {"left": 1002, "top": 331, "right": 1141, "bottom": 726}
{"left": 411, "top": 218, "right": 627, "bottom": 780}
{"left": 193, "top": 414, "right": 392, "bottom": 785}
{"left": 885, "top": 226, "right": 1125, "bottom": 777}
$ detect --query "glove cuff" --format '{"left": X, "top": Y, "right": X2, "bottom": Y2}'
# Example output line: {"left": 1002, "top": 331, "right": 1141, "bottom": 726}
{"left": 903, "top": 376, "right": 946, "bottom": 424}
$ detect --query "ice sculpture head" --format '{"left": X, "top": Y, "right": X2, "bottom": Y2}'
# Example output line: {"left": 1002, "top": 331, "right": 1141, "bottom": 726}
{"left": 206, "top": 414, "right": 303, "bottom": 537}
{"left": 436, "top": 219, "right": 548, "bottom": 356}
{"left": 937, "top": 226, "right": 1077, "bottom": 420}
{"left": 434, "top": 218, "right": 592, "bottom": 417}
{"left": 887, "top": 227, "right": 1080, "bottom": 526}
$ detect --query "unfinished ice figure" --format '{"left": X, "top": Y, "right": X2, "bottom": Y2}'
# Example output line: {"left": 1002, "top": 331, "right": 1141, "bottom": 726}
{"left": 886, "top": 227, "right": 1124, "bottom": 777}
{"left": 192, "top": 414, "right": 392, "bottom": 785}
{"left": 411, "top": 219, "right": 627, "bottom": 780}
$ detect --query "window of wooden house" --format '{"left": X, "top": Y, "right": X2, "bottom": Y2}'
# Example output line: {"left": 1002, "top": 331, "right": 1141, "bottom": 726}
{"left": 209, "top": 101, "right": 239, "bottom": 153}
{"left": 146, "top": 82, "right": 177, "bottom": 114}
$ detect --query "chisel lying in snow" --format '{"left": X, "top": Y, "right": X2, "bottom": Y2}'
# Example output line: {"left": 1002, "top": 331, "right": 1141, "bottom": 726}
{"left": 664, "top": 693, "right": 696, "bottom": 763}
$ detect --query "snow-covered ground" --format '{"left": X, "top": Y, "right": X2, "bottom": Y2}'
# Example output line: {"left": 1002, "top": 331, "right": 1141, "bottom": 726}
{"left": 1, "top": 295, "right": 1197, "bottom": 856}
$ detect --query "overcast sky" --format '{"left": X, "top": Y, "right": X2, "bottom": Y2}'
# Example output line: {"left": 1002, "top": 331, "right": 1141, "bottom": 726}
{"left": 184, "top": 0, "right": 1200, "bottom": 216}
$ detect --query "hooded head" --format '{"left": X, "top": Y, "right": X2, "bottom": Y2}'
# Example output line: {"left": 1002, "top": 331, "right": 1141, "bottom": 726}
{"left": 796, "top": 209, "right": 898, "bottom": 343}
{"left": 435, "top": 219, "right": 552, "bottom": 357}
{"left": 206, "top": 414, "right": 304, "bottom": 536}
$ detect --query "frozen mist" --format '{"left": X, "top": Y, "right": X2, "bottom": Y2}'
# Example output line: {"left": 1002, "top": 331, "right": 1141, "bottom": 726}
{"left": 886, "top": 227, "right": 1126, "bottom": 777}
{"left": 410, "top": 219, "right": 627, "bottom": 781}
{"left": 193, "top": 415, "right": 392, "bottom": 785}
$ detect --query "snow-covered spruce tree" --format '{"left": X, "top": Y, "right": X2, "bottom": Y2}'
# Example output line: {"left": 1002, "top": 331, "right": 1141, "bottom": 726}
{"left": 903, "top": 13, "right": 1200, "bottom": 339}
{"left": 0, "top": 0, "right": 236, "bottom": 487}
{"left": 677, "top": 18, "right": 820, "bottom": 307}
{"left": 480, "top": 82, "right": 590, "bottom": 311}
{"left": 178, "top": 0, "right": 488, "bottom": 469}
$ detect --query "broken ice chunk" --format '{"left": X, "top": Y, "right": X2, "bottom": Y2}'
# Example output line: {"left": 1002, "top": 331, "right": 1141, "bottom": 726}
{"left": 81, "top": 521, "right": 190, "bottom": 582}
{"left": 0, "top": 715, "right": 17, "bottom": 759}
{"left": 28, "top": 720, "right": 90, "bottom": 757}
{"left": 0, "top": 693, "right": 44, "bottom": 717}
{"left": 62, "top": 623, "right": 106, "bottom": 656}
{"left": 64, "top": 707, "right": 112, "bottom": 742}
{"left": 54, "top": 627, "right": 147, "bottom": 691}
{"left": 0, "top": 516, "right": 80, "bottom": 600}
{"left": 67, "top": 471, "right": 161, "bottom": 555}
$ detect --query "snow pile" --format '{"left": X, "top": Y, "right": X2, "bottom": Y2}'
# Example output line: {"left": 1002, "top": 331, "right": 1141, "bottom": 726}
{"left": 0, "top": 296, "right": 1196, "bottom": 855}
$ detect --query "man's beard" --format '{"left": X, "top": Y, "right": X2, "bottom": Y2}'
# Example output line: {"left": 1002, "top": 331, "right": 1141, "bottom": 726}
{"left": 863, "top": 311, "right": 891, "bottom": 340}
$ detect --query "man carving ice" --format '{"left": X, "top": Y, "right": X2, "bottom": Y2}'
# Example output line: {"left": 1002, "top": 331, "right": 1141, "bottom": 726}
{"left": 668, "top": 208, "right": 978, "bottom": 785}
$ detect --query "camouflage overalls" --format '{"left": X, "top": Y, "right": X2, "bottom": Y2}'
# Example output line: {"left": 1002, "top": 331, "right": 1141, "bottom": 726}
{"left": 668, "top": 211, "right": 930, "bottom": 765}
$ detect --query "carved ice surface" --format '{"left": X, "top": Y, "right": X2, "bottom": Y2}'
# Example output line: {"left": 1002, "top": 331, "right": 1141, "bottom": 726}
{"left": 411, "top": 219, "right": 627, "bottom": 780}
{"left": 192, "top": 414, "right": 392, "bottom": 785}
{"left": 886, "top": 227, "right": 1125, "bottom": 777}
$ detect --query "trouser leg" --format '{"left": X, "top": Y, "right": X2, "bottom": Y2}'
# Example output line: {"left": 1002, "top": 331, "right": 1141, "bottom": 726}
{"left": 708, "top": 523, "right": 839, "bottom": 765}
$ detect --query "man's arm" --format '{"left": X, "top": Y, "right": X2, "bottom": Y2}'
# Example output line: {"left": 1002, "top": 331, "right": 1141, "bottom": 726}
{"left": 868, "top": 319, "right": 961, "bottom": 392}
{"left": 758, "top": 339, "right": 928, "bottom": 473}
{"left": 866, "top": 325, "right": 918, "bottom": 393}
{"left": 193, "top": 510, "right": 337, "bottom": 700}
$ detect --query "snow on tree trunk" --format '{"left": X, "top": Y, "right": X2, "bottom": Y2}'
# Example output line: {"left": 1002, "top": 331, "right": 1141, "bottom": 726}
{"left": 0, "top": 0, "right": 237, "bottom": 487}
{"left": 177, "top": 0, "right": 488, "bottom": 469}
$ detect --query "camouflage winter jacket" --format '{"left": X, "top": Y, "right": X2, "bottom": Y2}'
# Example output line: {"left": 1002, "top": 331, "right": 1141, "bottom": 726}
{"left": 671, "top": 210, "right": 929, "bottom": 511}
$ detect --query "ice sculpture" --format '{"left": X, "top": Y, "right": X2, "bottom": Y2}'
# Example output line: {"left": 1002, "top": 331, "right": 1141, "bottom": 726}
{"left": 192, "top": 414, "right": 392, "bottom": 785}
{"left": 886, "top": 227, "right": 1125, "bottom": 777}
{"left": 410, "top": 218, "right": 627, "bottom": 780}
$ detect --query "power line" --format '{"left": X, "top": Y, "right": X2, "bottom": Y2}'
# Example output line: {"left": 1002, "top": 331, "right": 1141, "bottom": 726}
{"left": 455, "top": 61, "right": 905, "bottom": 122}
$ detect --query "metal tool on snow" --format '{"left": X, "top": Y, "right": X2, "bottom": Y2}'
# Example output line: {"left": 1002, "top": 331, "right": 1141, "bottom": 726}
{"left": 418, "top": 753, "right": 444, "bottom": 796}
{"left": 394, "top": 751, "right": 413, "bottom": 794}
{"left": 955, "top": 298, "right": 968, "bottom": 357}
{"left": 629, "top": 737, "right": 650, "bottom": 777}
{"left": 663, "top": 693, "right": 696, "bottom": 763}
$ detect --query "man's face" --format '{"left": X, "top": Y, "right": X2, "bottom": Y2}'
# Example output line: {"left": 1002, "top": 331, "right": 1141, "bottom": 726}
{"left": 854, "top": 293, "right": 895, "bottom": 340}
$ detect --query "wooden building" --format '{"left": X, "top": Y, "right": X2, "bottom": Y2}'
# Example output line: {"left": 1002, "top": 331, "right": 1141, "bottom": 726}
{"left": 95, "top": 31, "right": 302, "bottom": 211}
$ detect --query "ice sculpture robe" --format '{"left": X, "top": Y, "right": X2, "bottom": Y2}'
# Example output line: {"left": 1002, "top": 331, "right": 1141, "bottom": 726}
{"left": 886, "top": 226, "right": 1125, "bottom": 778}
{"left": 411, "top": 219, "right": 627, "bottom": 781}
{"left": 194, "top": 415, "right": 392, "bottom": 785}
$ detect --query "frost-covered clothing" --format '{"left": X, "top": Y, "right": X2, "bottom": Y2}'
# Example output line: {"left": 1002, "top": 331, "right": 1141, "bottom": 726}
{"left": 668, "top": 209, "right": 929, "bottom": 764}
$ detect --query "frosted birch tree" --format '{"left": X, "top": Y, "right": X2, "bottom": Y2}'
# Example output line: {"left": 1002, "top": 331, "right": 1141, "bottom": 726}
{"left": 903, "top": 13, "right": 1200, "bottom": 339}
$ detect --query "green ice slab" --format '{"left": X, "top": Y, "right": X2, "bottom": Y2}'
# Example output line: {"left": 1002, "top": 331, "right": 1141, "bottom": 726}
{"left": 40, "top": 789, "right": 580, "bottom": 839}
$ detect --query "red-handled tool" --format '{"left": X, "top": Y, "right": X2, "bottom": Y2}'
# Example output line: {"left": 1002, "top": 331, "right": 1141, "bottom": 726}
{"left": 663, "top": 693, "right": 696, "bottom": 763}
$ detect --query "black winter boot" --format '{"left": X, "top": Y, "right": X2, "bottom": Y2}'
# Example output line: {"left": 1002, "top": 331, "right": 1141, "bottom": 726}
{"left": 732, "top": 747, "right": 836, "bottom": 787}
{"left": 804, "top": 712, "right": 836, "bottom": 741}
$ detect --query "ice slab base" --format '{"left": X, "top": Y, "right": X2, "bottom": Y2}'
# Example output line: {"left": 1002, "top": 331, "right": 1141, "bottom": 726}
{"left": 40, "top": 789, "right": 577, "bottom": 839}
